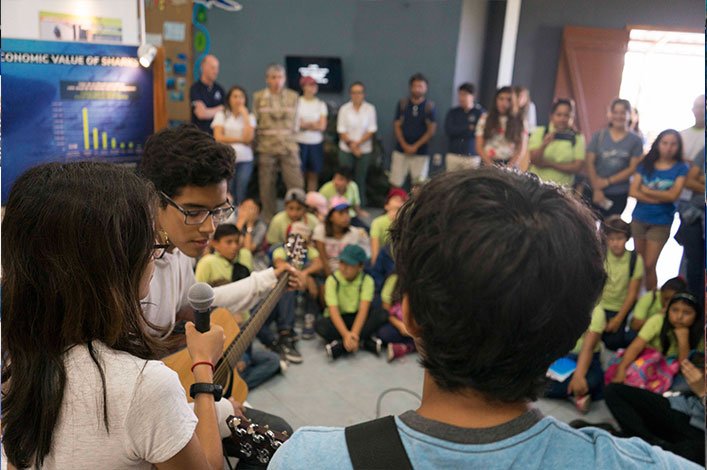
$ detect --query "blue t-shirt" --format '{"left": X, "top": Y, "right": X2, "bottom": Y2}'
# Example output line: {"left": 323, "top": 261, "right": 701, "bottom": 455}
{"left": 189, "top": 79, "right": 225, "bottom": 134}
{"left": 632, "top": 162, "right": 689, "bottom": 225}
{"left": 395, "top": 99, "right": 436, "bottom": 155}
{"left": 269, "top": 409, "right": 697, "bottom": 469}
{"left": 445, "top": 104, "right": 485, "bottom": 155}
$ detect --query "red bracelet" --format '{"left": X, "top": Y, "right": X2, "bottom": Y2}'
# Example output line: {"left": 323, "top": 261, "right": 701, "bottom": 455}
{"left": 191, "top": 361, "right": 215, "bottom": 373}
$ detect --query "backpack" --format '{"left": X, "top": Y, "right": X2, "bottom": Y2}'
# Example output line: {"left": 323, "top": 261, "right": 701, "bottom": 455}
{"left": 398, "top": 98, "right": 435, "bottom": 126}
{"left": 604, "top": 347, "right": 680, "bottom": 393}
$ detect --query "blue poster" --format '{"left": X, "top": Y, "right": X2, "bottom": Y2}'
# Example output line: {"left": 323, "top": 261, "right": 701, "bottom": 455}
{"left": 1, "top": 39, "right": 153, "bottom": 203}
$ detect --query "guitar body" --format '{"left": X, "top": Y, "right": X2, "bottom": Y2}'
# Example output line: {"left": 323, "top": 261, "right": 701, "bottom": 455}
{"left": 162, "top": 308, "right": 248, "bottom": 403}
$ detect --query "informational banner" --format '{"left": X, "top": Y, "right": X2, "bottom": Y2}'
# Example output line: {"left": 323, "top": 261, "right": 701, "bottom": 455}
{"left": 1, "top": 39, "right": 153, "bottom": 203}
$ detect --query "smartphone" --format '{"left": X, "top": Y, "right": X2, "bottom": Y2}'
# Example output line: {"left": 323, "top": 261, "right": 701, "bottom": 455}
{"left": 554, "top": 131, "right": 575, "bottom": 141}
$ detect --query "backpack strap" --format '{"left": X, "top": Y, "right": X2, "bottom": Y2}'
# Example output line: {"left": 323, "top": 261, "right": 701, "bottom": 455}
{"left": 629, "top": 250, "right": 637, "bottom": 279}
{"left": 398, "top": 98, "right": 409, "bottom": 126}
{"left": 345, "top": 416, "right": 413, "bottom": 470}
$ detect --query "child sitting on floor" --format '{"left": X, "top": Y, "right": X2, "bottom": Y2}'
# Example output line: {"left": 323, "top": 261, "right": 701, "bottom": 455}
{"left": 629, "top": 277, "right": 686, "bottom": 333}
{"left": 266, "top": 188, "right": 319, "bottom": 245}
{"left": 370, "top": 188, "right": 408, "bottom": 265}
{"left": 318, "top": 167, "right": 370, "bottom": 228}
{"left": 315, "top": 244, "right": 387, "bottom": 360}
{"left": 376, "top": 273, "right": 416, "bottom": 362}
{"left": 599, "top": 216, "right": 644, "bottom": 350}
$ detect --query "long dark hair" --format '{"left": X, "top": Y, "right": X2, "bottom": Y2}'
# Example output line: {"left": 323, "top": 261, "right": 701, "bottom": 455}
{"left": 640, "top": 129, "right": 683, "bottom": 177}
{"left": 659, "top": 292, "right": 702, "bottom": 356}
{"left": 2, "top": 162, "right": 165, "bottom": 468}
{"left": 484, "top": 86, "right": 524, "bottom": 144}
{"left": 224, "top": 85, "right": 248, "bottom": 115}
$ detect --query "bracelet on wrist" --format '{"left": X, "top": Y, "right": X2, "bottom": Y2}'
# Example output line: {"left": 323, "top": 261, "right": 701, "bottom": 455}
{"left": 191, "top": 361, "right": 215, "bottom": 373}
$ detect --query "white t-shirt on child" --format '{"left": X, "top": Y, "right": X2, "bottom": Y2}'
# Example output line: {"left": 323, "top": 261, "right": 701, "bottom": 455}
{"left": 211, "top": 110, "right": 257, "bottom": 162}
{"left": 295, "top": 97, "right": 328, "bottom": 145}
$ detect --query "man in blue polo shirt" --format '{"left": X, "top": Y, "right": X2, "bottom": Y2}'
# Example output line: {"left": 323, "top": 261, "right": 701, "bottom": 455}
{"left": 189, "top": 54, "right": 225, "bottom": 134}
{"left": 445, "top": 82, "right": 485, "bottom": 172}
{"left": 390, "top": 73, "right": 437, "bottom": 187}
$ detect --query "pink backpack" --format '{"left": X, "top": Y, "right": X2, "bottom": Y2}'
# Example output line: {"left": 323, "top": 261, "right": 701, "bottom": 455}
{"left": 604, "top": 347, "right": 680, "bottom": 393}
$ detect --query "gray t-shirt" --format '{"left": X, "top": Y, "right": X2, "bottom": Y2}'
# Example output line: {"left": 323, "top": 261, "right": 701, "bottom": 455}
{"left": 588, "top": 129, "right": 644, "bottom": 195}
{"left": 689, "top": 149, "right": 704, "bottom": 209}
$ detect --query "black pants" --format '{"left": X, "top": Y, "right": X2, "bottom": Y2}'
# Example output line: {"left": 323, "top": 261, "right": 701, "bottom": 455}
{"left": 676, "top": 217, "right": 705, "bottom": 305}
{"left": 222, "top": 407, "right": 294, "bottom": 469}
{"left": 315, "top": 308, "right": 388, "bottom": 343}
{"left": 601, "top": 309, "right": 635, "bottom": 351}
{"left": 605, "top": 383, "right": 705, "bottom": 465}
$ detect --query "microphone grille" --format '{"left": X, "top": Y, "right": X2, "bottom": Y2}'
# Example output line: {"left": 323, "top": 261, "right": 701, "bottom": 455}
{"left": 187, "top": 282, "right": 215, "bottom": 311}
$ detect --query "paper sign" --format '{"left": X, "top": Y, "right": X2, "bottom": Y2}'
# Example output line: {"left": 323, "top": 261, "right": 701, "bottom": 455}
{"left": 163, "top": 21, "right": 186, "bottom": 42}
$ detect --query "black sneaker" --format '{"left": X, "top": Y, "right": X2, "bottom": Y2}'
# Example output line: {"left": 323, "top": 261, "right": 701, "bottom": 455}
{"left": 362, "top": 336, "right": 383, "bottom": 356}
{"left": 325, "top": 340, "right": 345, "bottom": 360}
{"left": 278, "top": 333, "right": 303, "bottom": 364}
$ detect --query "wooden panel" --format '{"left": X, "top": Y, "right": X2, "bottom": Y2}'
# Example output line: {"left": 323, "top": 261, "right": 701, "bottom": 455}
{"left": 553, "top": 26, "right": 630, "bottom": 140}
{"left": 153, "top": 46, "right": 168, "bottom": 132}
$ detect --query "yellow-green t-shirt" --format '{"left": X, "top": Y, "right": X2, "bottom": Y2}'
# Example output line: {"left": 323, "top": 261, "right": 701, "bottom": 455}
{"left": 194, "top": 249, "right": 253, "bottom": 285}
{"left": 601, "top": 250, "right": 644, "bottom": 311}
{"left": 632, "top": 292, "right": 663, "bottom": 322}
{"left": 381, "top": 274, "right": 398, "bottom": 306}
{"left": 370, "top": 214, "right": 393, "bottom": 247}
{"left": 324, "top": 271, "right": 374, "bottom": 317}
{"left": 319, "top": 180, "right": 361, "bottom": 218}
{"left": 571, "top": 305, "right": 606, "bottom": 355}
{"left": 638, "top": 314, "right": 677, "bottom": 356}
{"left": 528, "top": 125, "right": 586, "bottom": 187}
{"left": 266, "top": 211, "right": 319, "bottom": 245}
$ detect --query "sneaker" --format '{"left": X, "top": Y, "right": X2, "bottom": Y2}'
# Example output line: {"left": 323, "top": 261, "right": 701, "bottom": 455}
{"left": 362, "top": 336, "right": 383, "bottom": 356}
{"left": 279, "top": 358, "right": 288, "bottom": 374}
{"left": 325, "top": 340, "right": 345, "bottom": 361}
{"left": 301, "top": 313, "right": 316, "bottom": 340}
{"left": 387, "top": 343, "right": 410, "bottom": 362}
{"left": 573, "top": 394, "right": 591, "bottom": 414}
{"left": 278, "top": 333, "right": 303, "bottom": 364}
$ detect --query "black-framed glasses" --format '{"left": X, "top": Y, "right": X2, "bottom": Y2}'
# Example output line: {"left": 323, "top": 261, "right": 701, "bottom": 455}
{"left": 152, "top": 243, "right": 170, "bottom": 260}
{"left": 160, "top": 191, "right": 234, "bottom": 226}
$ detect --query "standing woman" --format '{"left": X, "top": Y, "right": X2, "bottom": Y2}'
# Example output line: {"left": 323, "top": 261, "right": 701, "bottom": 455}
{"left": 2, "top": 162, "right": 225, "bottom": 469}
{"left": 337, "top": 81, "right": 378, "bottom": 206}
{"left": 629, "top": 129, "right": 689, "bottom": 291}
{"left": 296, "top": 76, "right": 328, "bottom": 192}
{"left": 528, "top": 98, "right": 585, "bottom": 188}
{"left": 586, "top": 98, "right": 643, "bottom": 218}
{"left": 212, "top": 85, "right": 256, "bottom": 204}
{"left": 476, "top": 86, "right": 527, "bottom": 168}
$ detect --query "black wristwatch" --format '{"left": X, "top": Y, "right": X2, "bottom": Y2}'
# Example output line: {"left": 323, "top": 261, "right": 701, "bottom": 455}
{"left": 190, "top": 382, "right": 223, "bottom": 401}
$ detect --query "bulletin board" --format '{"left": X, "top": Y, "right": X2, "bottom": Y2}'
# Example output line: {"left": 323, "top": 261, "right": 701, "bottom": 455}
{"left": 145, "top": 0, "right": 193, "bottom": 125}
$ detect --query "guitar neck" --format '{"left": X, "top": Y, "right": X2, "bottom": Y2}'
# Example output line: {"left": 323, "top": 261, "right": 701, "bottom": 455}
{"left": 216, "top": 273, "right": 289, "bottom": 378}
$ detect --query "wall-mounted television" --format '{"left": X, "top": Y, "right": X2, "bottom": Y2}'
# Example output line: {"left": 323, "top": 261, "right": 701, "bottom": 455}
{"left": 285, "top": 56, "right": 343, "bottom": 93}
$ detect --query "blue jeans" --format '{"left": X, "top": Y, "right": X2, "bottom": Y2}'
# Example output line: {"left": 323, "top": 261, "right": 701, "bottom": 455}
{"left": 377, "top": 322, "right": 415, "bottom": 348}
{"left": 230, "top": 161, "right": 254, "bottom": 205}
{"left": 256, "top": 290, "right": 296, "bottom": 346}
{"left": 239, "top": 347, "right": 281, "bottom": 390}
{"left": 545, "top": 352, "right": 605, "bottom": 400}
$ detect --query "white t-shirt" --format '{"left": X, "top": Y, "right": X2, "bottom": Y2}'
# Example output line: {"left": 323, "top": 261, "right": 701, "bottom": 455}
{"left": 42, "top": 342, "right": 197, "bottom": 469}
{"left": 337, "top": 101, "right": 378, "bottom": 154}
{"left": 211, "top": 111, "right": 257, "bottom": 162}
{"left": 312, "top": 223, "right": 370, "bottom": 272}
{"left": 680, "top": 126, "right": 705, "bottom": 162}
{"left": 295, "top": 97, "right": 328, "bottom": 145}
{"left": 142, "top": 248, "right": 278, "bottom": 337}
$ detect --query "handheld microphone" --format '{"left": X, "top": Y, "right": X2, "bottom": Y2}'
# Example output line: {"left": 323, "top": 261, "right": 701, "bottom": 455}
{"left": 187, "top": 282, "right": 215, "bottom": 333}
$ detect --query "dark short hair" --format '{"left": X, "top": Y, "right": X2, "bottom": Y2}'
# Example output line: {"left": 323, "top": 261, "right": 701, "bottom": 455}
{"left": 602, "top": 215, "right": 631, "bottom": 239}
{"left": 333, "top": 166, "right": 353, "bottom": 181}
{"left": 241, "top": 197, "right": 262, "bottom": 212}
{"left": 458, "top": 82, "right": 475, "bottom": 95}
{"left": 214, "top": 223, "right": 241, "bottom": 241}
{"left": 409, "top": 73, "right": 428, "bottom": 86}
{"left": 389, "top": 169, "right": 606, "bottom": 402}
{"left": 139, "top": 124, "right": 235, "bottom": 201}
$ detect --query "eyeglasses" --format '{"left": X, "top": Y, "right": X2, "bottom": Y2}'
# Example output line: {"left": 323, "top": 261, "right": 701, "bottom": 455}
{"left": 152, "top": 243, "right": 170, "bottom": 260}
{"left": 160, "top": 191, "right": 234, "bottom": 226}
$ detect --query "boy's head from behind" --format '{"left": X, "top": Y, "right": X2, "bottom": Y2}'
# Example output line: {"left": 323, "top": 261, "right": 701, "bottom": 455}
{"left": 332, "top": 167, "right": 353, "bottom": 194}
{"left": 602, "top": 215, "right": 630, "bottom": 257}
{"left": 211, "top": 223, "right": 242, "bottom": 261}
{"left": 390, "top": 169, "right": 606, "bottom": 403}
{"left": 138, "top": 125, "right": 236, "bottom": 257}
{"left": 284, "top": 188, "right": 307, "bottom": 222}
{"left": 338, "top": 244, "right": 368, "bottom": 281}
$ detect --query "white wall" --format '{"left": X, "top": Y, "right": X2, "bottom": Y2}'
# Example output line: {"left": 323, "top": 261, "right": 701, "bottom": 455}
{"left": 1, "top": 0, "right": 140, "bottom": 44}
{"left": 452, "top": 0, "right": 488, "bottom": 105}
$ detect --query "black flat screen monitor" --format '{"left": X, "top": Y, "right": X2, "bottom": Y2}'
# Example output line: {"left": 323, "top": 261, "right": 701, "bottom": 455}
{"left": 285, "top": 56, "right": 343, "bottom": 93}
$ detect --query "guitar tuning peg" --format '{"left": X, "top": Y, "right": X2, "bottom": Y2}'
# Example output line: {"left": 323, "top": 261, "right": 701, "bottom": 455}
{"left": 263, "top": 425, "right": 269, "bottom": 430}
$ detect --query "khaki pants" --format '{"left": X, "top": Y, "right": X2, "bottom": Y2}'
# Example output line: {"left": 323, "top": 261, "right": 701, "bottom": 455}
{"left": 445, "top": 153, "right": 481, "bottom": 172}
{"left": 389, "top": 150, "right": 429, "bottom": 187}
{"left": 258, "top": 151, "right": 304, "bottom": 221}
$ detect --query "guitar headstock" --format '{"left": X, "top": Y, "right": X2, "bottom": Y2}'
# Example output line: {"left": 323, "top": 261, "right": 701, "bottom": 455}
{"left": 226, "top": 415, "right": 289, "bottom": 465}
{"left": 285, "top": 233, "right": 306, "bottom": 270}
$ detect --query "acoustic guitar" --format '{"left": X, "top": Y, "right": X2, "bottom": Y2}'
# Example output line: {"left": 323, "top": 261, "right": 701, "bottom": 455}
{"left": 162, "top": 234, "right": 306, "bottom": 403}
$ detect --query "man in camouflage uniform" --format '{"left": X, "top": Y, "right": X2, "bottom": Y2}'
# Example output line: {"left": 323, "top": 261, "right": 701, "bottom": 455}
{"left": 253, "top": 64, "right": 305, "bottom": 221}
